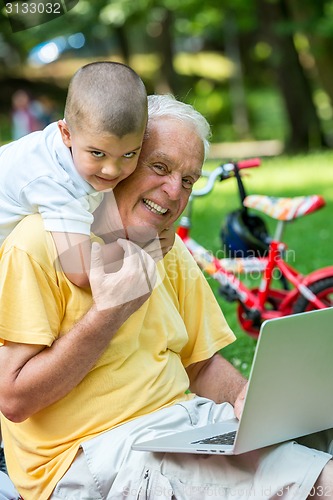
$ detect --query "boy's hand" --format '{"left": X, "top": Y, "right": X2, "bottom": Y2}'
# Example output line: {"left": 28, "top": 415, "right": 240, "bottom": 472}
{"left": 89, "top": 240, "right": 156, "bottom": 311}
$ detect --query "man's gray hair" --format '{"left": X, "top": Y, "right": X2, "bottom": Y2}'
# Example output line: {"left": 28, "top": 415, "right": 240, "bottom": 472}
{"left": 147, "top": 94, "right": 211, "bottom": 159}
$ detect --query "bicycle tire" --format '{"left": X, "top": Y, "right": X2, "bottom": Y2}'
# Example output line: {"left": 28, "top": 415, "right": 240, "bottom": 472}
{"left": 292, "top": 277, "right": 333, "bottom": 313}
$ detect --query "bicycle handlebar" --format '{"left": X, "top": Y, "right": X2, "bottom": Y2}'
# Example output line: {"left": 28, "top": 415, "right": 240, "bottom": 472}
{"left": 192, "top": 165, "right": 224, "bottom": 197}
{"left": 191, "top": 158, "right": 261, "bottom": 197}
{"left": 237, "top": 158, "right": 261, "bottom": 169}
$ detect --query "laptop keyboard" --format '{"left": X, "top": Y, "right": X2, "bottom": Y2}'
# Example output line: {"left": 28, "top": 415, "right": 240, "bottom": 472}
{"left": 191, "top": 430, "right": 236, "bottom": 446}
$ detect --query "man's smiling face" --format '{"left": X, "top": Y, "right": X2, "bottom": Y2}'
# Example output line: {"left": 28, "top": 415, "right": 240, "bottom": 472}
{"left": 113, "top": 116, "right": 205, "bottom": 234}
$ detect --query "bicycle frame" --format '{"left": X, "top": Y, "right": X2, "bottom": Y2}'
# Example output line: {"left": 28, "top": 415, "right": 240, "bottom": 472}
{"left": 176, "top": 160, "right": 333, "bottom": 338}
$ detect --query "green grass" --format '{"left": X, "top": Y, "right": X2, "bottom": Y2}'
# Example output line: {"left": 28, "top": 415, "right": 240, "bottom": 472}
{"left": 185, "top": 150, "right": 333, "bottom": 377}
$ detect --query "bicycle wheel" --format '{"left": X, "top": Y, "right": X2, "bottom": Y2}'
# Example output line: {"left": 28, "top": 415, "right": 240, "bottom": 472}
{"left": 293, "top": 277, "right": 333, "bottom": 313}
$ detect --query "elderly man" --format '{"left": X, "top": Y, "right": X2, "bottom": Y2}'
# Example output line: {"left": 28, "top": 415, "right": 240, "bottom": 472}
{"left": 0, "top": 95, "right": 332, "bottom": 499}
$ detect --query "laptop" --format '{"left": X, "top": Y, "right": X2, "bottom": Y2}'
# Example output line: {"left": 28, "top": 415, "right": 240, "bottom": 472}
{"left": 132, "top": 307, "right": 333, "bottom": 455}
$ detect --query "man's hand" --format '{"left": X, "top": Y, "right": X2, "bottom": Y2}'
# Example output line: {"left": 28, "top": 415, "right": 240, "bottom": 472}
{"left": 234, "top": 382, "right": 248, "bottom": 420}
{"left": 89, "top": 240, "right": 156, "bottom": 310}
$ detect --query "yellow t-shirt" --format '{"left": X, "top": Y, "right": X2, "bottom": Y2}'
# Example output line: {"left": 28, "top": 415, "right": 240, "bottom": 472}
{"left": 0, "top": 214, "right": 235, "bottom": 499}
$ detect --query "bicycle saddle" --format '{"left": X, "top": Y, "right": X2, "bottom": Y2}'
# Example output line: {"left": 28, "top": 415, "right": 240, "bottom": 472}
{"left": 243, "top": 194, "right": 325, "bottom": 221}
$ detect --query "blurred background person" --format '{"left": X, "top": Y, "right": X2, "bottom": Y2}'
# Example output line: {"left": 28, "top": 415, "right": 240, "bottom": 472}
{"left": 11, "top": 89, "right": 41, "bottom": 140}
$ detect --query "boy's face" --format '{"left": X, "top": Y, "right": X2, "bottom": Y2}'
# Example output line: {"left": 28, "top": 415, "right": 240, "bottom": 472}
{"left": 58, "top": 120, "right": 145, "bottom": 192}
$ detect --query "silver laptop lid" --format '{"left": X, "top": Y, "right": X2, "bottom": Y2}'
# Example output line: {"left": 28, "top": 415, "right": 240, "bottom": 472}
{"left": 132, "top": 308, "right": 333, "bottom": 455}
{"left": 234, "top": 307, "right": 333, "bottom": 453}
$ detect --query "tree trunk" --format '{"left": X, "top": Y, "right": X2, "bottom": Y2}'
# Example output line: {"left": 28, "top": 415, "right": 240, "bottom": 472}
{"left": 224, "top": 11, "right": 250, "bottom": 140}
{"left": 149, "top": 8, "right": 180, "bottom": 94}
{"left": 286, "top": 0, "right": 333, "bottom": 107}
{"left": 114, "top": 25, "right": 130, "bottom": 65}
{"left": 257, "top": 0, "right": 328, "bottom": 151}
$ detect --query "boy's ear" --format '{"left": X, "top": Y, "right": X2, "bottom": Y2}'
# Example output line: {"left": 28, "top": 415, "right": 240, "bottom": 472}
{"left": 58, "top": 120, "right": 72, "bottom": 147}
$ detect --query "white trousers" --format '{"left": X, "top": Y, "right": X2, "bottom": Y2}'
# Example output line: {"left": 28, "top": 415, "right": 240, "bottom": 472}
{"left": 51, "top": 398, "right": 332, "bottom": 500}
{"left": 0, "top": 471, "right": 20, "bottom": 500}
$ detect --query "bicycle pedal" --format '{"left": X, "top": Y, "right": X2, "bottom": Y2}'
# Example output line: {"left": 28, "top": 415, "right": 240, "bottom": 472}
{"left": 218, "top": 285, "right": 239, "bottom": 302}
{"left": 241, "top": 307, "right": 262, "bottom": 327}
{"left": 0, "top": 446, "right": 7, "bottom": 474}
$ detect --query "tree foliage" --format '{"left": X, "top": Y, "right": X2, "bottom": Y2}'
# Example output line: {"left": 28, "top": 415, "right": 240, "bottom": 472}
{"left": 1, "top": 0, "right": 333, "bottom": 150}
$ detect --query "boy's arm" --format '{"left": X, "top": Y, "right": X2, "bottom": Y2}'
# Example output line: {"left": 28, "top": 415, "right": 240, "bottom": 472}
{"left": 51, "top": 225, "right": 174, "bottom": 289}
{"left": 51, "top": 231, "right": 92, "bottom": 287}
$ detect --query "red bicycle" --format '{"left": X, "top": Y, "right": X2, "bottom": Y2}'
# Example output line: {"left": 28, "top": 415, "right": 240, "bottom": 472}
{"left": 177, "top": 159, "right": 333, "bottom": 338}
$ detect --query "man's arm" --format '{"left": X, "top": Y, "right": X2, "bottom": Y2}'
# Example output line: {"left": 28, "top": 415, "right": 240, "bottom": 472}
{"left": 0, "top": 303, "right": 142, "bottom": 423}
{"left": 186, "top": 353, "right": 247, "bottom": 411}
{"left": 0, "top": 241, "right": 155, "bottom": 423}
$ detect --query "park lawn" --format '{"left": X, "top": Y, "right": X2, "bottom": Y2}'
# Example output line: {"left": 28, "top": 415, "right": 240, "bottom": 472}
{"left": 184, "top": 150, "right": 333, "bottom": 377}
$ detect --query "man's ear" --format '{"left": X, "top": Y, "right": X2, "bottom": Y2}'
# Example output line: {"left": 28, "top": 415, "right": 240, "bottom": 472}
{"left": 58, "top": 119, "right": 72, "bottom": 148}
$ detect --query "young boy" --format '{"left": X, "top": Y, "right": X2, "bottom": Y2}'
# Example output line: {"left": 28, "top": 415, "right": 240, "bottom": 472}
{"left": 0, "top": 61, "right": 148, "bottom": 287}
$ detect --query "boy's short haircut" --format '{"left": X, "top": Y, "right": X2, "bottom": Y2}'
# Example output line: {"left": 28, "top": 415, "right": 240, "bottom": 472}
{"left": 64, "top": 61, "right": 147, "bottom": 136}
